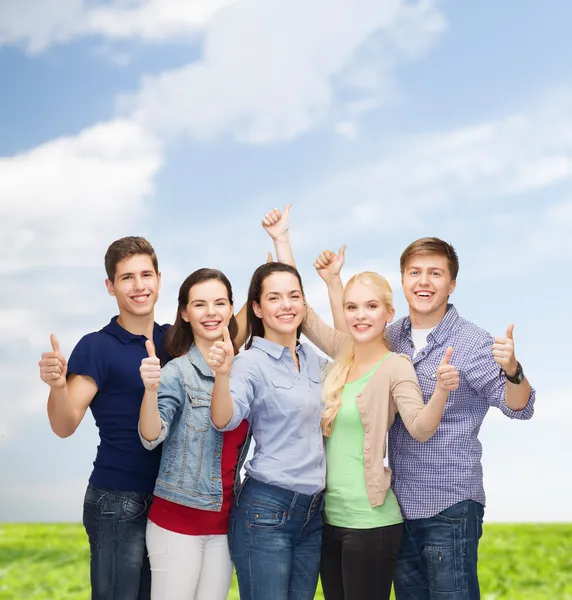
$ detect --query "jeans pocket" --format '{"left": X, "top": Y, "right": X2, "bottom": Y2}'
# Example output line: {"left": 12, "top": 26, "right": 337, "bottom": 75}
{"left": 83, "top": 491, "right": 104, "bottom": 552}
{"left": 248, "top": 507, "right": 287, "bottom": 531}
{"left": 120, "top": 496, "right": 148, "bottom": 523}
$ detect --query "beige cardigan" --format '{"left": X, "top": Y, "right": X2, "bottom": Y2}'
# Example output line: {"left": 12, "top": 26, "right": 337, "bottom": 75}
{"left": 302, "top": 306, "right": 437, "bottom": 508}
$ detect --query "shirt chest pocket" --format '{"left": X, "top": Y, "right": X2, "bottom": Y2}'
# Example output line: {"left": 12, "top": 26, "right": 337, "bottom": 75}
{"left": 184, "top": 388, "right": 212, "bottom": 433}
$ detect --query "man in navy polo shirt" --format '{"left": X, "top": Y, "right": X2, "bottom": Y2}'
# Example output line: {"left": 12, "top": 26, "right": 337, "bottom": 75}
{"left": 38, "top": 236, "right": 169, "bottom": 600}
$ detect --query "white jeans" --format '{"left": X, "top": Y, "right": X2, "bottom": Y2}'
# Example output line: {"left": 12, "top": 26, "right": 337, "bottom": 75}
{"left": 146, "top": 521, "right": 233, "bottom": 600}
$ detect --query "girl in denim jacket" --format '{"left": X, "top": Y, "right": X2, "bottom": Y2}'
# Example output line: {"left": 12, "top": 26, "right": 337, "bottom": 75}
{"left": 139, "top": 268, "right": 250, "bottom": 600}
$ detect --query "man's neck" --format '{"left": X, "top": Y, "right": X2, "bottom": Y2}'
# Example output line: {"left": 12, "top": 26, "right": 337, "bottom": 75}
{"left": 117, "top": 311, "right": 155, "bottom": 339}
{"left": 409, "top": 306, "right": 448, "bottom": 330}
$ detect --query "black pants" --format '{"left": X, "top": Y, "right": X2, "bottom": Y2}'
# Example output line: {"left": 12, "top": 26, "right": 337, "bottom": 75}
{"left": 320, "top": 522, "right": 403, "bottom": 600}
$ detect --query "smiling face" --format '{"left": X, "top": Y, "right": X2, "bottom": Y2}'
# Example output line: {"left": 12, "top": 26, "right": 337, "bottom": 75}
{"left": 182, "top": 279, "right": 233, "bottom": 344}
{"left": 402, "top": 253, "right": 456, "bottom": 328}
{"left": 253, "top": 271, "right": 305, "bottom": 342}
{"left": 344, "top": 281, "right": 395, "bottom": 344}
{"left": 105, "top": 253, "right": 160, "bottom": 318}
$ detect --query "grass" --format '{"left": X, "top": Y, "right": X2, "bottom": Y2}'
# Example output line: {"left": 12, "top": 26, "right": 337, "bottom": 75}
{"left": 1, "top": 523, "right": 571, "bottom": 599}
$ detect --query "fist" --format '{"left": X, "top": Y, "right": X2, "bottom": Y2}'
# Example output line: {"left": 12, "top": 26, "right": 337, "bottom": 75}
{"left": 436, "top": 346, "right": 459, "bottom": 392}
{"left": 313, "top": 245, "right": 346, "bottom": 283}
{"left": 262, "top": 204, "right": 291, "bottom": 240}
{"left": 39, "top": 334, "right": 68, "bottom": 389}
{"left": 492, "top": 324, "right": 518, "bottom": 376}
{"left": 140, "top": 339, "right": 161, "bottom": 391}
{"left": 207, "top": 327, "right": 234, "bottom": 376}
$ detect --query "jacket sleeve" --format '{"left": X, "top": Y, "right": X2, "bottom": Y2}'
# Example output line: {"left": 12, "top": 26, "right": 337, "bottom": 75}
{"left": 391, "top": 355, "right": 438, "bottom": 443}
{"left": 301, "top": 305, "right": 351, "bottom": 359}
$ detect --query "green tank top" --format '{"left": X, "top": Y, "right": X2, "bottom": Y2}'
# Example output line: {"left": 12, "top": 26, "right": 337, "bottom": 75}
{"left": 324, "top": 354, "right": 403, "bottom": 528}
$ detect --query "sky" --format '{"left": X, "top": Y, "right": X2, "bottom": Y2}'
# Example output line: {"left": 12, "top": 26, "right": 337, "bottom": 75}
{"left": 0, "top": 0, "right": 570, "bottom": 523}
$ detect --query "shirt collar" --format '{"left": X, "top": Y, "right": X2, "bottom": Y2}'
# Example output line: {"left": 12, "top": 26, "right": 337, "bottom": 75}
{"left": 102, "top": 316, "right": 166, "bottom": 345}
{"left": 185, "top": 343, "right": 213, "bottom": 378}
{"left": 401, "top": 304, "right": 460, "bottom": 345}
{"left": 251, "top": 335, "right": 304, "bottom": 360}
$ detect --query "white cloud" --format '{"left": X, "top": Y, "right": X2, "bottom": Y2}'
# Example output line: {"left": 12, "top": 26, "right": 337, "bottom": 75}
{"left": 123, "top": 0, "right": 445, "bottom": 142}
{"left": 0, "top": 0, "right": 236, "bottom": 53}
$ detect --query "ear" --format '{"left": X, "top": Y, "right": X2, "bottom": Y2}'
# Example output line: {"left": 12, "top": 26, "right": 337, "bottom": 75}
{"left": 386, "top": 307, "right": 395, "bottom": 324}
{"left": 448, "top": 280, "right": 457, "bottom": 296}
{"left": 157, "top": 271, "right": 162, "bottom": 290}
{"left": 181, "top": 309, "right": 190, "bottom": 323}
{"left": 252, "top": 301, "right": 262, "bottom": 319}
{"left": 105, "top": 279, "right": 115, "bottom": 297}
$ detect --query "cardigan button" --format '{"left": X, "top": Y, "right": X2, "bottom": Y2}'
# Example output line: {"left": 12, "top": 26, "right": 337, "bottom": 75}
{"left": 360, "top": 410, "right": 366, "bottom": 415}
{"left": 366, "top": 462, "right": 371, "bottom": 468}
{"left": 364, "top": 427, "right": 370, "bottom": 433}
{"left": 372, "top": 498, "right": 378, "bottom": 505}
{"left": 365, "top": 445, "right": 371, "bottom": 450}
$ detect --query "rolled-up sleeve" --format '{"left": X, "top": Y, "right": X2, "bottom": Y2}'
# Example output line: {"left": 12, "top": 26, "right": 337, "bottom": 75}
{"left": 214, "top": 354, "right": 258, "bottom": 432}
{"left": 465, "top": 336, "right": 535, "bottom": 420}
{"left": 139, "top": 362, "right": 186, "bottom": 449}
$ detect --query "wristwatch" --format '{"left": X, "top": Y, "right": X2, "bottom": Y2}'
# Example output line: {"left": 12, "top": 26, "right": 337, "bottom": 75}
{"left": 503, "top": 361, "right": 524, "bottom": 385}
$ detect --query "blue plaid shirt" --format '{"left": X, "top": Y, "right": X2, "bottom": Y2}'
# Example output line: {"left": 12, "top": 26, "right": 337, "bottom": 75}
{"left": 387, "top": 305, "right": 535, "bottom": 520}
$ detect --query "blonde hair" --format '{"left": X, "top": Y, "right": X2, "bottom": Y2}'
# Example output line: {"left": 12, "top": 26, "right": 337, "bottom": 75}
{"left": 321, "top": 272, "right": 394, "bottom": 438}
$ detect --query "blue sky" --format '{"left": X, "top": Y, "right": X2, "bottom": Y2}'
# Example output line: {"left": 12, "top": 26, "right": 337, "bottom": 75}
{"left": 1, "top": 0, "right": 570, "bottom": 522}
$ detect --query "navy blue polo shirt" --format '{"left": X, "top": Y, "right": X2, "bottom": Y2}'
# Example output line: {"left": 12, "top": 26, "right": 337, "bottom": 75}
{"left": 67, "top": 317, "right": 170, "bottom": 493}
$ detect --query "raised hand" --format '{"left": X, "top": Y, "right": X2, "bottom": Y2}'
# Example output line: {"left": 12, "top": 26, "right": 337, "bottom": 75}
{"left": 436, "top": 346, "right": 459, "bottom": 392}
{"left": 492, "top": 324, "right": 518, "bottom": 376}
{"left": 39, "top": 334, "right": 68, "bottom": 389}
{"left": 207, "top": 326, "right": 234, "bottom": 376}
{"left": 140, "top": 339, "right": 161, "bottom": 390}
{"left": 262, "top": 204, "right": 291, "bottom": 241}
{"left": 313, "top": 245, "right": 346, "bottom": 283}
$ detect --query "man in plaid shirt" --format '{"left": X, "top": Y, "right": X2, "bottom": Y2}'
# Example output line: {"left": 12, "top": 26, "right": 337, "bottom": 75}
{"left": 387, "top": 237, "right": 535, "bottom": 600}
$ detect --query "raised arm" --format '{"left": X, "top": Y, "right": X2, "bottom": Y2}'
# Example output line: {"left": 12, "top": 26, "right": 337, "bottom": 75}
{"left": 492, "top": 324, "right": 533, "bottom": 412}
{"left": 313, "top": 246, "right": 348, "bottom": 333}
{"left": 139, "top": 340, "right": 163, "bottom": 441}
{"left": 40, "top": 334, "right": 97, "bottom": 438}
{"left": 261, "top": 204, "right": 295, "bottom": 266}
{"left": 394, "top": 348, "right": 459, "bottom": 442}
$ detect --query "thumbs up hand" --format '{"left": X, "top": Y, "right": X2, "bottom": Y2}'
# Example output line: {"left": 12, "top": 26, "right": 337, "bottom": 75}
{"left": 492, "top": 324, "right": 518, "bottom": 376}
{"left": 38, "top": 333, "right": 68, "bottom": 388}
{"left": 207, "top": 327, "right": 234, "bottom": 376}
{"left": 140, "top": 339, "right": 161, "bottom": 390}
{"left": 436, "top": 346, "right": 459, "bottom": 393}
{"left": 313, "top": 244, "right": 346, "bottom": 284}
{"left": 262, "top": 204, "right": 291, "bottom": 241}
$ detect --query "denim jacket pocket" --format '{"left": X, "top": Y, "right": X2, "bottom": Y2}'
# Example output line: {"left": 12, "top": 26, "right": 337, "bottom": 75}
{"left": 185, "top": 389, "right": 212, "bottom": 432}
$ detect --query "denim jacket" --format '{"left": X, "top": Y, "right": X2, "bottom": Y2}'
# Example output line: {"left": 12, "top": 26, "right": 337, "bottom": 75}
{"left": 140, "top": 343, "right": 251, "bottom": 511}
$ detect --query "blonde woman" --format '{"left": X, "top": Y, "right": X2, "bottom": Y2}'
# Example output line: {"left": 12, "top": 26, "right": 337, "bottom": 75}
{"left": 262, "top": 206, "right": 460, "bottom": 600}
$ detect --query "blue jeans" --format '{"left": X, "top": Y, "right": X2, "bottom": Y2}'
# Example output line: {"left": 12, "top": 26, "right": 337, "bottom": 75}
{"left": 229, "top": 477, "right": 324, "bottom": 600}
{"left": 82, "top": 484, "right": 153, "bottom": 600}
{"left": 394, "top": 500, "right": 484, "bottom": 600}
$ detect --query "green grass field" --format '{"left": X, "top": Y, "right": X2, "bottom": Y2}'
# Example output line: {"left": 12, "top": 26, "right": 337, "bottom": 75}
{"left": 1, "top": 523, "right": 571, "bottom": 599}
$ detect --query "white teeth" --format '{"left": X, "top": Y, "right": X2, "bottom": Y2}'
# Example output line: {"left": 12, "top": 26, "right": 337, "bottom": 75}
{"left": 277, "top": 315, "right": 294, "bottom": 320}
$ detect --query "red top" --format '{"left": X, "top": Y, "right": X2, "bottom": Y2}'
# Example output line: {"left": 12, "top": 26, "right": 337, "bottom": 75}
{"left": 148, "top": 419, "right": 249, "bottom": 535}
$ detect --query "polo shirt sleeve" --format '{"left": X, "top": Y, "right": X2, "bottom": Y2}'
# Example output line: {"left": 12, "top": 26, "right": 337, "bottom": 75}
{"left": 464, "top": 332, "right": 535, "bottom": 420}
{"left": 67, "top": 333, "right": 108, "bottom": 390}
{"left": 215, "top": 353, "right": 258, "bottom": 432}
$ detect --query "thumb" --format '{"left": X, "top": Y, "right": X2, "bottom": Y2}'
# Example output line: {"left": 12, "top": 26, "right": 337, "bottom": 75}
{"left": 283, "top": 203, "right": 292, "bottom": 217}
{"left": 145, "top": 339, "right": 156, "bottom": 358}
{"left": 440, "top": 346, "right": 454, "bottom": 366}
{"left": 222, "top": 326, "right": 231, "bottom": 346}
{"left": 506, "top": 323, "right": 514, "bottom": 340}
{"left": 50, "top": 333, "right": 60, "bottom": 353}
{"left": 267, "top": 251, "right": 273, "bottom": 263}
{"left": 338, "top": 244, "right": 347, "bottom": 262}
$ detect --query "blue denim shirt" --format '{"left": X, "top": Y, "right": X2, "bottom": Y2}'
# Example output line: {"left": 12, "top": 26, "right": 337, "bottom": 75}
{"left": 218, "top": 337, "right": 326, "bottom": 495}
{"left": 140, "top": 343, "right": 251, "bottom": 511}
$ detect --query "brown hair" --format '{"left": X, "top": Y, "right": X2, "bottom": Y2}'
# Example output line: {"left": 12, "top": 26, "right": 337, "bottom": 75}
{"left": 245, "top": 262, "right": 305, "bottom": 350}
{"left": 164, "top": 268, "right": 239, "bottom": 358}
{"left": 400, "top": 237, "right": 459, "bottom": 280}
{"left": 104, "top": 236, "right": 158, "bottom": 282}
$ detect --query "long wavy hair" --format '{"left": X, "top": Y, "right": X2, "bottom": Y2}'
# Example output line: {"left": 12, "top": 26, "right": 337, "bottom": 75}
{"left": 321, "top": 271, "right": 394, "bottom": 437}
{"left": 164, "top": 268, "right": 239, "bottom": 358}
{"left": 245, "top": 262, "right": 305, "bottom": 350}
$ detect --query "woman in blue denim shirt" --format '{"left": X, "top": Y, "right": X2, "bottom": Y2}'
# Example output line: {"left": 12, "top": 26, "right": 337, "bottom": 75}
{"left": 209, "top": 261, "right": 326, "bottom": 600}
{"left": 138, "top": 268, "right": 250, "bottom": 600}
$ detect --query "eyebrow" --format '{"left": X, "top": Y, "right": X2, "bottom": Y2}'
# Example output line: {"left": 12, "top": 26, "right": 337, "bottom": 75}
{"left": 264, "top": 289, "right": 301, "bottom": 297}
{"left": 345, "top": 299, "right": 380, "bottom": 305}
{"left": 118, "top": 270, "right": 155, "bottom": 277}
{"left": 190, "top": 297, "right": 229, "bottom": 303}
{"left": 408, "top": 265, "right": 445, "bottom": 271}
